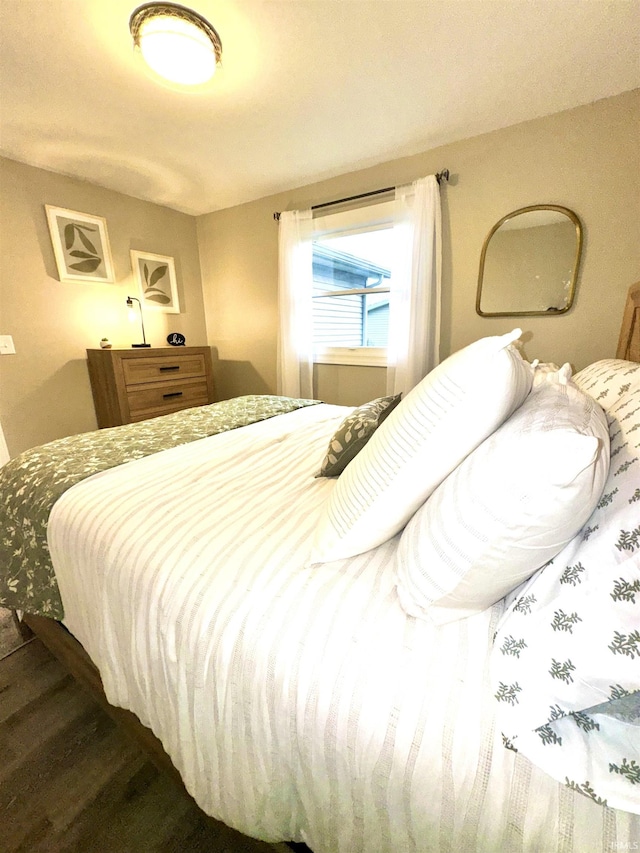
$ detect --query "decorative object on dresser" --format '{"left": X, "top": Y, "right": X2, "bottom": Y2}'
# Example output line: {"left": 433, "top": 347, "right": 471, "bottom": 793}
{"left": 167, "top": 331, "right": 186, "bottom": 346}
{"left": 86, "top": 346, "right": 215, "bottom": 428}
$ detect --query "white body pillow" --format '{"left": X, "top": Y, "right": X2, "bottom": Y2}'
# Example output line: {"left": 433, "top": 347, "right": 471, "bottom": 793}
{"left": 396, "top": 380, "right": 610, "bottom": 623}
{"left": 312, "top": 329, "right": 532, "bottom": 563}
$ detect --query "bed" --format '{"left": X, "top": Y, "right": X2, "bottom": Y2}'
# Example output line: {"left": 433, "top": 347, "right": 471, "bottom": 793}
{"left": 1, "top": 283, "right": 639, "bottom": 852}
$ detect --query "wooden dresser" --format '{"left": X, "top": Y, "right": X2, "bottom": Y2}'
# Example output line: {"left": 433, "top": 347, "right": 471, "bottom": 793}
{"left": 87, "top": 346, "right": 215, "bottom": 428}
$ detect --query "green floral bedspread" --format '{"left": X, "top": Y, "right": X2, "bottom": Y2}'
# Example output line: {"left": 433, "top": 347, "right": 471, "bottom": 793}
{"left": 0, "top": 395, "right": 318, "bottom": 619}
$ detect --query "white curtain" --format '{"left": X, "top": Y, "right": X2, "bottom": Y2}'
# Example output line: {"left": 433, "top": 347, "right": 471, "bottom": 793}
{"left": 0, "top": 418, "right": 9, "bottom": 467}
{"left": 386, "top": 174, "right": 442, "bottom": 396}
{"left": 276, "top": 209, "right": 314, "bottom": 398}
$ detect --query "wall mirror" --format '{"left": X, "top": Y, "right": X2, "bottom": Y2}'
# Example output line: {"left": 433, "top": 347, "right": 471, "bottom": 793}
{"left": 476, "top": 205, "right": 583, "bottom": 317}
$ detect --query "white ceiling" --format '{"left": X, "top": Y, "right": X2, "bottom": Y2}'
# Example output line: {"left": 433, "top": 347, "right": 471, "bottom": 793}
{"left": 1, "top": 0, "right": 638, "bottom": 216}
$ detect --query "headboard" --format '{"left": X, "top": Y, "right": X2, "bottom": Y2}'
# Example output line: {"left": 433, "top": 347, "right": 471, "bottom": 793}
{"left": 616, "top": 281, "right": 640, "bottom": 362}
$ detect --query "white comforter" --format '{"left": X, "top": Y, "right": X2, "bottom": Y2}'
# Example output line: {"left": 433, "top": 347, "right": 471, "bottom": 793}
{"left": 48, "top": 404, "right": 638, "bottom": 852}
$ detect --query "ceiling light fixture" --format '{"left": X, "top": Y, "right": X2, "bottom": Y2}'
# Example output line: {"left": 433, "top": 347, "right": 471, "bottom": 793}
{"left": 129, "top": 2, "right": 222, "bottom": 86}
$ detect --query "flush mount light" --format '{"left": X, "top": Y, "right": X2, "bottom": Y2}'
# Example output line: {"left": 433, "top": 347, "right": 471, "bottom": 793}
{"left": 129, "top": 2, "right": 222, "bottom": 86}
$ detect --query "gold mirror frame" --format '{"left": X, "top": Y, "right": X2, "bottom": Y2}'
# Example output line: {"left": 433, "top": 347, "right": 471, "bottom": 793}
{"left": 476, "top": 204, "right": 583, "bottom": 317}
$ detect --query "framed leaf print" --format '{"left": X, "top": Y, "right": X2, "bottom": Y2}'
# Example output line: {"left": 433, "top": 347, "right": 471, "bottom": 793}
{"left": 131, "top": 250, "right": 180, "bottom": 314}
{"left": 45, "top": 205, "right": 115, "bottom": 283}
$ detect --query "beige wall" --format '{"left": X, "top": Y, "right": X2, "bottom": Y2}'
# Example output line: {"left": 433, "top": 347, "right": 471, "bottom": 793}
{"left": 0, "top": 158, "right": 207, "bottom": 456}
{"left": 197, "top": 90, "right": 640, "bottom": 404}
{"left": 1, "top": 91, "right": 638, "bottom": 454}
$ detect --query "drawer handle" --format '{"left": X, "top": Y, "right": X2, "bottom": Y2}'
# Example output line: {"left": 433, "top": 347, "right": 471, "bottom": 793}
{"left": 160, "top": 365, "right": 180, "bottom": 372}
{"left": 163, "top": 391, "right": 183, "bottom": 399}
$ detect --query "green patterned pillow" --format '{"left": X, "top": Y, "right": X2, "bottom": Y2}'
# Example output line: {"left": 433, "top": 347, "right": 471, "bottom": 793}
{"left": 317, "top": 395, "right": 401, "bottom": 477}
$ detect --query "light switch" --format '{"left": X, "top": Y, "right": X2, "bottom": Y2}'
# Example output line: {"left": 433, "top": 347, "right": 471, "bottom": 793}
{"left": 0, "top": 335, "right": 16, "bottom": 355}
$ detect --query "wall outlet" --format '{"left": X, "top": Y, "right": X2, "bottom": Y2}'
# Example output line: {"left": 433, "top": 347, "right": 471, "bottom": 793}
{"left": 0, "top": 335, "right": 16, "bottom": 355}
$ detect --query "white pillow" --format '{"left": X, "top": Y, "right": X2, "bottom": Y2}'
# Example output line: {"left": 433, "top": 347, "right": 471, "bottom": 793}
{"left": 530, "top": 360, "right": 572, "bottom": 387}
{"left": 490, "top": 359, "right": 640, "bottom": 815}
{"left": 311, "top": 329, "right": 532, "bottom": 563}
{"left": 395, "top": 379, "right": 610, "bottom": 624}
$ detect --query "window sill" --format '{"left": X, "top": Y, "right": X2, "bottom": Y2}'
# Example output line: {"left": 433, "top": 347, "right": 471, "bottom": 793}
{"left": 314, "top": 347, "right": 387, "bottom": 367}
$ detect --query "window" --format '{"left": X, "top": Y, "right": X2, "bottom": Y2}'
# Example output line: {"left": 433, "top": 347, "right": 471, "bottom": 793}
{"left": 276, "top": 175, "right": 441, "bottom": 400}
{"left": 312, "top": 201, "right": 396, "bottom": 367}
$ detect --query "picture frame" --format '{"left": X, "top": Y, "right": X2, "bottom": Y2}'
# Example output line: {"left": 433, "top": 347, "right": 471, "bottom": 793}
{"left": 45, "top": 205, "right": 115, "bottom": 283}
{"left": 131, "top": 250, "right": 180, "bottom": 314}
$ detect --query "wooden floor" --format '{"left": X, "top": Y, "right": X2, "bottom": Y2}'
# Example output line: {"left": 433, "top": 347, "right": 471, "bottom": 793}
{"left": 0, "top": 611, "right": 294, "bottom": 853}
{"left": 0, "top": 607, "right": 24, "bottom": 659}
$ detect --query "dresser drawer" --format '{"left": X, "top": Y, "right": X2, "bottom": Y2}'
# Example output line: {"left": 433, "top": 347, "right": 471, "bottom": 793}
{"left": 122, "top": 354, "right": 206, "bottom": 386}
{"left": 127, "top": 377, "right": 211, "bottom": 421}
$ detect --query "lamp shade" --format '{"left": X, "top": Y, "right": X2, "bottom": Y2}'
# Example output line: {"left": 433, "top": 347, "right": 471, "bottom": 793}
{"left": 130, "top": 3, "right": 222, "bottom": 86}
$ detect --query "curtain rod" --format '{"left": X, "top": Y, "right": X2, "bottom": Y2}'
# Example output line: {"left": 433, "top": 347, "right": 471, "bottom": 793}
{"left": 273, "top": 169, "right": 450, "bottom": 221}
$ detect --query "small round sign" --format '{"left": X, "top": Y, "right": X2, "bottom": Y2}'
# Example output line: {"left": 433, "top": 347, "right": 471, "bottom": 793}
{"left": 167, "top": 332, "right": 186, "bottom": 346}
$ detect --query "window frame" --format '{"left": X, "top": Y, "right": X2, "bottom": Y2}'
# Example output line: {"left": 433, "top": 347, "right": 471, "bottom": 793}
{"left": 311, "top": 200, "right": 396, "bottom": 367}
